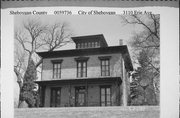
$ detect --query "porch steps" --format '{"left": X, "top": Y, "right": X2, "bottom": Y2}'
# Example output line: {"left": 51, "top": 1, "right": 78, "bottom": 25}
{"left": 15, "top": 106, "right": 160, "bottom": 118}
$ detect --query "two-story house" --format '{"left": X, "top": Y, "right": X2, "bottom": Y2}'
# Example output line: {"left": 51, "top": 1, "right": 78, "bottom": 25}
{"left": 36, "top": 34, "right": 133, "bottom": 107}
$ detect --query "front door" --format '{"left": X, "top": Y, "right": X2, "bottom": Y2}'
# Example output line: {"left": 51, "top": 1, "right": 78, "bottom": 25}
{"left": 50, "top": 87, "right": 61, "bottom": 107}
{"left": 75, "top": 86, "right": 86, "bottom": 107}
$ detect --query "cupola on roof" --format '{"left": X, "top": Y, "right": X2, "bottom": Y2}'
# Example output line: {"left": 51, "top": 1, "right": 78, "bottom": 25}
{"left": 72, "top": 34, "right": 108, "bottom": 49}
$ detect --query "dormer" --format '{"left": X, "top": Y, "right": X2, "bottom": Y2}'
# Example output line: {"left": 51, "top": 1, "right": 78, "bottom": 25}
{"left": 72, "top": 34, "right": 108, "bottom": 49}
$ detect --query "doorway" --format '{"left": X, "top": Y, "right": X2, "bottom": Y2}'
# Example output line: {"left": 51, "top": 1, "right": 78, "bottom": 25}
{"left": 75, "top": 86, "right": 86, "bottom": 107}
{"left": 50, "top": 87, "right": 61, "bottom": 107}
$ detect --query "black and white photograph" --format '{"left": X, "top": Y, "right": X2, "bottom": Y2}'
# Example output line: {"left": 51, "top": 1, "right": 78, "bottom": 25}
{"left": 13, "top": 14, "right": 160, "bottom": 118}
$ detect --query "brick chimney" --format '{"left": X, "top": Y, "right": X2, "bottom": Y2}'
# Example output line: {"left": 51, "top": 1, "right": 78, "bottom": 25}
{"left": 119, "top": 39, "right": 123, "bottom": 46}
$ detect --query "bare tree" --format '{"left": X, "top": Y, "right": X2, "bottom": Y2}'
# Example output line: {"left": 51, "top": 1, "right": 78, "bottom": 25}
{"left": 15, "top": 19, "right": 47, "bottom": 68}
{"left": 15, "top": 19, "right": 72, "bottom": 77}
{"left": 14, "top": 19, "right": 73, "bottom": 107}
{"left": 121, "top": 14, "right": 160, "bottom": 105}
{"left": 14, "top": 44, "right": 27, "bottom": 87}
{"left": 36, "top": 22, "right": 72, "bottom": 67}
{"left": 121, "top": 14, "right": 159, "bottom": 72}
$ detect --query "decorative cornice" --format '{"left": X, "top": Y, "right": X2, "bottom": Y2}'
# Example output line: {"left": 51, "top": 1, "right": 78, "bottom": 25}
{"left": 98, "top": 56, "right": 112, "bottom": 60}
{"left": 74, "top": 56, "right": 89, "bottom": 61}
{"left": 51, "top": 59, "right": 63, "bottom": 63}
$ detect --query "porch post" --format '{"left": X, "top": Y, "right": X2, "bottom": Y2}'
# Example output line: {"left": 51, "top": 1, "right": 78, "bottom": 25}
{"left": 122, "top": 61, "right": 127, "bottom": 106}
{"left": 86, "top": 80, "right": 88, "bottom": 106}
{"left": 69, "top": 84, "right": 71, "bottom": 107}
{"left": 38, "top": 85, "right": 41, "bottom": 107}
{"left": 39, "top": 85, "right": 46, "bottom": 107}
{"left": 121, "top": 57, "right": 128, "bottom": 106}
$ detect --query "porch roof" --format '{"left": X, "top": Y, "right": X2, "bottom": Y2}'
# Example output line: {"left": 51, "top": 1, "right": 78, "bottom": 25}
{"left": 35, "top": 77, "right": 122, "bottom": 86}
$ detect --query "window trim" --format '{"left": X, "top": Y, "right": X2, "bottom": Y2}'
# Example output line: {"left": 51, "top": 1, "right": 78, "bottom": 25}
{"left": 74, "top": 57, "right": 89, "bottom": 61}
{"left": 98, "top": 56, "right": 111, "bottom": 60}
{"left": 51, "top": 59, "right": 63, "bottom": 63}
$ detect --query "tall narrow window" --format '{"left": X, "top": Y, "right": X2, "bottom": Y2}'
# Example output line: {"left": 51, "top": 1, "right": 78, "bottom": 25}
{"left": 92, "top": 42, "right": 95, "bottom": 48}
{"left": 97, "top": 41, "right": 100, "bottom": 47}
{"left": 81, "top": 43, "right": 84, "bottom": 48}
{"left": 50, "top": 87, "right": 61, "bottom": 107}
{"left": 77, "top": 43, "right": 80, "bottom": 49}
{"left": 101, "top": 59, "right": 110, "bottom": 76}
{"left": 85, "top": 43, "right": 87, "bottom": 48}
{"left": 95, "top": 42, "right": 98, "bottom": 47}
{"left": 77, "top": 61, "right": 87, "bottom": 77}
{"left": 99, "top": 56, "right": 111, "bottom": 76}
{"left": 51, "top": 60, "right": 63, "bottom": 79}
{"left": 89, "top": 42, "right": 92, "bottom": 48}
{"left": 75, "top": 57, "right": 89, "bottom": 78}
{"left": 100, "top": 86, "right": 111, "bottom": 106}
{"left": 88, "top": 42, "right": 91, "bottom": 48}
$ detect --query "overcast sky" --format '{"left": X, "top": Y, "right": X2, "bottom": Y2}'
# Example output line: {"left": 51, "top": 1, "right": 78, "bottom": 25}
{"left": 15, "top": 15, "right": 142, "bottom": 51}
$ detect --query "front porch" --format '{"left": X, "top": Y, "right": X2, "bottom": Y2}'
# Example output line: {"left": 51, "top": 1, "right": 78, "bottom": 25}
{"left": 36, "top": 77, "right": 123, "bottom": 107}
